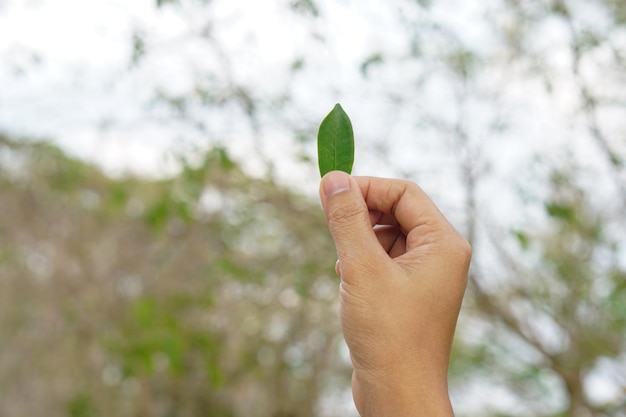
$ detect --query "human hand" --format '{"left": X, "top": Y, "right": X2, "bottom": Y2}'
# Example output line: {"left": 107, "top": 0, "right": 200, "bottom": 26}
{"left": 319, "top": 171, "right": 471, "bottom": 417}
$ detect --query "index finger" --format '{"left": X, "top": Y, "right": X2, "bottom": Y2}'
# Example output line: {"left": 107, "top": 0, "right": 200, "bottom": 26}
{"left": 354, "top": 176, "right": 452, "bottom": 235}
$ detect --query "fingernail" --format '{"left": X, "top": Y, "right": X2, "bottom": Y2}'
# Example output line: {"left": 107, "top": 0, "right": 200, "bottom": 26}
{"left": 335, "top": 259, "right": 342, "bottom": 276}
{"left": 323, "top": 171, "right": 351, "bottom": 197}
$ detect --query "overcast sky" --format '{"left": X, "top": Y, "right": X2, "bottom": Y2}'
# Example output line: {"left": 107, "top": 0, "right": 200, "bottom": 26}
{"left": 0, "top": 0, "right": 507, "bottom": 185}
{"left": 0, "top": 0, "right": 407, "bottom": 178}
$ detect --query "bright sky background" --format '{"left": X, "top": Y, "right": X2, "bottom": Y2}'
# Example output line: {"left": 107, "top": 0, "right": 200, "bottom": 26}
{"left": 0, "top": 0, "right": 548, "bottom": 225}
{"left": 0, "top": 0, "right": 405, "bottom": 176}
{"left": 0, "top": 0, "right": 522, "bottom": 184}
{"left": 1, "top": 0, "right": 196, "bottom": 175}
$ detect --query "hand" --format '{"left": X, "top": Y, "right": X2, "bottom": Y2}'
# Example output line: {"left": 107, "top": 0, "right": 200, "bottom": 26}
{"left": 319, "top": 171, "right": 471, "bottom": 417}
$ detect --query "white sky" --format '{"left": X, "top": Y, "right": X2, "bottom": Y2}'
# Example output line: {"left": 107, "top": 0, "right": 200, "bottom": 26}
{"left": 0, "top": 0, "right": 508, "bottom": 186}
{"left": 0, "top": 0, "right": 380, "bottom": 175}
{"left": 1, "top": 0, "right": 179, "bottom": 173}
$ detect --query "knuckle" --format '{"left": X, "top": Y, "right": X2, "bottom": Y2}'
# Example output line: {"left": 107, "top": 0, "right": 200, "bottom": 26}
{"left": 328, "top": 201, "right": 365, "bottom": 228}
{"left": 438, "top": 230, "right": 472, "bottom": 265}
{"left": 401, "top": 179, "right": 424, "bottom": 194}
{"left": 455, "top": 235, "right": 473, "bottom": 263}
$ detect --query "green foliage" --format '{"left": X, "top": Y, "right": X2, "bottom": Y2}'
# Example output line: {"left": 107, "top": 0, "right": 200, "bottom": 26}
{"left": 604, "top": 0, "right": 626, "bottom": 24}
{"left": 545, "top": 202, "right": 577, "bottom": 223}
{"left": 156, "top": 0, "right": 179, "bottom": 7}
{"left": 67, "top": 393, "right": 99, "bottom": 417}
{"left": 446, "top": 48, "right": 477, "bottom": 80}
{"left": 131, "top": 31, "right": 145, "bottom": 66}
{"left": 513, "top": 230, "right": 531, "bottom": 250}
{"left": 290, "top": 57, "right": 305, "bottom": 72}
{"left": 360, "top": 53, "right": 384, "bottom": 77}
{"left": 117, "top": 297, "right": 195, "bottom": 377}
{"left": 414, "top": 0, "right": 432, "bottom": 8}
{"left": 290, "top": 0, "right": 319, "bottom": 17}
{"left": 0, "top": 137, "right": 340, "bottom": 417}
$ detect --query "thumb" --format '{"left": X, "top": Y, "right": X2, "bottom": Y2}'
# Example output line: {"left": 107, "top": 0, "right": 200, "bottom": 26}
{"left": 319, "top": 171, "right": 386, "bottom": 269}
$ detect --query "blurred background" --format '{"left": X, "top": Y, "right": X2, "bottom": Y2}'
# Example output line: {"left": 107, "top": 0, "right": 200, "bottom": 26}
{"left": 1, "top": 0, "right": 625, "bottom": 416}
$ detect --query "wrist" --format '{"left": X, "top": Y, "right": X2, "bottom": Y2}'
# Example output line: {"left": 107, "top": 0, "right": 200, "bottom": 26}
{"left": 353, "top": 366, "right": 453, "bottom": 417}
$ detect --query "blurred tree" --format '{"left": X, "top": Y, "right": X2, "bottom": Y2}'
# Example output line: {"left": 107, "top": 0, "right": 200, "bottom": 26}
{"left": 0, "top": 135, "right": 346, "bottom": 417}
{"left": 435, "top": 1, "right": 626, "bottom": 415}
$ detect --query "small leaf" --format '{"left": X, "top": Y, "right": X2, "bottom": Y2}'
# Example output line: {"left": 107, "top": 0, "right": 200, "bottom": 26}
{"left": 131, "top": 31, "right": 145, "bottom": 66}
{"left": 513, "top": 230, "right": 530, "bottom": 250}
{"left": 360, "top": 53, "right": 384, "bottom": 77}
{"left": 317, "top": 103, "right": 354, "bottom": 177}
{"left": 545, "top": 202, "right": 576, "bottom": 222}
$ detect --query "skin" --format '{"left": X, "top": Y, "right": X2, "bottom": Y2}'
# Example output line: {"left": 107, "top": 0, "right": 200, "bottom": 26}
{"left": 319, "top": 171, "right": 471, "bottom": 417}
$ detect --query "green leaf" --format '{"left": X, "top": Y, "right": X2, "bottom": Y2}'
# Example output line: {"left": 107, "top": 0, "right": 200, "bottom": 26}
{"left": 317, "top": 103, "right": 354, "bottom": 177}
{"left": 545, "top": 202, "right": 576, "bottom": 222}
{"left": 514, "top": 230, "right": 530, "bottom": 250}
{"left": 360, "top": 53, "right": 384, "bottom": 77}
{"left": 67, "top": 393, "right": 97, "bottom": 417}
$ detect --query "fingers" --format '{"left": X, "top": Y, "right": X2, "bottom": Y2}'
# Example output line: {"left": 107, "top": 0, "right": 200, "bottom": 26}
{"left": 335, "top": 226, "right": 406, "bottom": 276}
{"left": 369, "top": 209, "right": 383, "bottom": 227}
{"left": 374, "top": 225, "right": 406, "bottom": 258}
{"left": 319, "top": 171, "right": 388, "bottom": 269}
{"left": 355, "top": 176, "right": 448, "bottom": 233}
{"left": 353, "top": 177, "right": 460, "bottom": 258}
{"left": 321, "top": 173, "right": 460, "bottom": 279}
